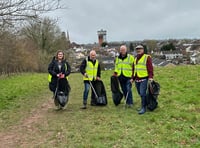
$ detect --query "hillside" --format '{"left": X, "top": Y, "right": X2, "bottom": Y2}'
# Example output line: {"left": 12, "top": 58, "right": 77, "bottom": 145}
{"left": 0, "top": 65, "right": 199, "bottom": 147}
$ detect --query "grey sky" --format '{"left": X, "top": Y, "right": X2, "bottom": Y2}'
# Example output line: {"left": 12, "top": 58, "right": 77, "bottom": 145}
{"left": 48, "top": 0, "right": 200, "bottom": 44}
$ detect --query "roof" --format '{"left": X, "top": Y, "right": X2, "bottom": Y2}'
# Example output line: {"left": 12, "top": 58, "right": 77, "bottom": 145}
{"left": 152, "top": 58, "right": 175, "bottom": 67}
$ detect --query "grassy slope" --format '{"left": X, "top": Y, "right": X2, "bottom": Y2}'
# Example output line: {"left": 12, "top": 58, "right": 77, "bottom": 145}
{"left": 0, "top": 66, "right": 200, "bottom": 147}
{"left": 0, "top": 73, "right": 51, "bottom": 128}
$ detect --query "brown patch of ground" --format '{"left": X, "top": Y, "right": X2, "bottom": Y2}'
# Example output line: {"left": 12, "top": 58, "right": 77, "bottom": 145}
{"left": 0, "top": 98, "right": 54, "bottom": 148}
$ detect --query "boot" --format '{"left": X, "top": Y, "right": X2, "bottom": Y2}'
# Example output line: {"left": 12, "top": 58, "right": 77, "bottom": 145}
{"left": 138, "top": 96, "right": 147, "bottom": 114}
{"left": 138, "top": 106, "right": 146, "bottom": 115}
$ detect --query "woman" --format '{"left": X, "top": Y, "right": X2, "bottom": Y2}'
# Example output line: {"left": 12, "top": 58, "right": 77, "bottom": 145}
{"left": 48, "top": 50, "right": 71, "bottom": 108}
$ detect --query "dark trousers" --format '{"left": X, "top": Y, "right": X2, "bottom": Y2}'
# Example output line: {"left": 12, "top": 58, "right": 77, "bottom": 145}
{"left": 118, "top": 75, "right": 133, "bottom": 105}
{"left": 135, "top": 78, "right": 148, "bottom": 107}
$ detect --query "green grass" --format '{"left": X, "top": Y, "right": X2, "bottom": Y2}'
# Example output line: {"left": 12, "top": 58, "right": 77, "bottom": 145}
{"left": 0, "top": 73, "right": 50, "bottom": 128}
{"left": 0, "top": 66, "right": 200, "bottom": 147}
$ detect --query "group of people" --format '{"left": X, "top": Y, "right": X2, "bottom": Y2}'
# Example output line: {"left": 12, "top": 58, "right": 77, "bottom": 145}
{"left": 114, "top": 45, "right": 154, "bottom": 114}
{"left": 48, "top": 44, "right": 153, "bottom": 115}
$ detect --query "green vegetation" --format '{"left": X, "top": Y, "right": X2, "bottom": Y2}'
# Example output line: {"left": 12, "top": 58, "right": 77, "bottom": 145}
{"left": 0, "top": 66, "right": 200, "bottom": 147}
{"left": 0, "top": 73, "right": 50, "bottom": 128}
{"left": 161, "top": 42, "right": 176, "bottom": 51}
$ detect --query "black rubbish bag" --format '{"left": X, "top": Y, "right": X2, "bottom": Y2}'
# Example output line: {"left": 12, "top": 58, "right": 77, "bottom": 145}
{"left": 110, "top": 76, "right": 123, "bottom": 106}
{"left": 146, "top": 80, "right": 160, "bottom": 111}
{"left": 55, "top": 78, "right": 70, "bottom": 107}
{"left": 91, "top": 80, "right": 107, "bottom": 106}
{"left": 56, "top": 91, "right": 69, "bottom": 107}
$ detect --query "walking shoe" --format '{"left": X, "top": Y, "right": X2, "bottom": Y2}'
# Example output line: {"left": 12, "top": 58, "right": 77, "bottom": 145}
{"left": 54, "top": 99, "right": 59, "bottom": 106}
{"left": 136, "top": 107, "right": 142, "bottom": 111}
{"left": 90, "top": 102, "right": 97, "bottom": 106}
{"left": 138, "top": 107, "right": 146, "bottom": 115}
{"left": 55, "top": 104, "right": 62, "bottom": 110}
{"left": 125, "top": 104, "right": 133, "bottom": 108}
{"left": 80, "top": 105, "right": 87, "bottom": 109}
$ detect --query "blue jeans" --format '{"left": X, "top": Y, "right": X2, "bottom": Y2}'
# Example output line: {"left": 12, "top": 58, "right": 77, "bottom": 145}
{"left": 118, "top": 76, "right": 133, "bottom": 105}
{"left": 83, "top": 82, "right": 90, "bottom": 104}
{"left": 135, "top": 78, "right": 148, "bottom": 107}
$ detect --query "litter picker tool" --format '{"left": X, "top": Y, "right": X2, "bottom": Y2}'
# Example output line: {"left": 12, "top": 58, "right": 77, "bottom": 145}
{"left": 88, "top": 80, "right": 98, "bottom": 99}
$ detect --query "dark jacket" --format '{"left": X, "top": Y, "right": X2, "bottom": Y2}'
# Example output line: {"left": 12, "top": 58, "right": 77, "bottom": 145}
{"left": 80, "top": 56, "right": 101, "bottom": 82}
{"left": 48, "top": 58, "right": 71, "bottom": 92}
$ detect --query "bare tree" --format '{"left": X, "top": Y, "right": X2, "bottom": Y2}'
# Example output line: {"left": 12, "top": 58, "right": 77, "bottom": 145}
{"left": 0, "top": 0, "right": 62, "bottom": 26}
{"left": 21, "top": 17, "right": 61, "bottom": 51}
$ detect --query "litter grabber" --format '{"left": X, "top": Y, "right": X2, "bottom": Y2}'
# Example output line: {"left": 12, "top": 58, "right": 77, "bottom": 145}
{"left": 88, "top": 80, "right": 98, "bottom": 99}
{"left": 124, "top": 91, "right": 129, "bottom": 108}
{"left": 124, "top": 81, "right": 133, "bottom": 108}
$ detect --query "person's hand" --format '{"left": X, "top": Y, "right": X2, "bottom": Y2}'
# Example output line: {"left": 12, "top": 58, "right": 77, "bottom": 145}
{"left": 113, "top": 72, "right": 117, "bottom": 77}
{"left": 130, "top": 79, "right": 134, "bottom": 83}
{"left": 57, "top": 73, "right": 61, "bottom": 77}
{"left": 148, "top": 78, "right": 153, "bottom": 82}
{"left": 84, "top": 73, "right": 88, "bottom": 78}
{"left": 60, "top": 74, "right": 65, "bottom": 78}
{"left": 96, "top": 77, "right": 100, "bottom": 81}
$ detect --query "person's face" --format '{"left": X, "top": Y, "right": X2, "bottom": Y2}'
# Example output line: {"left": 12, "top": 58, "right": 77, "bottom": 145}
{"left": 90, "top": 52, "right": 96, "bottom": 60}
{"left": 136, "top": 48, "right": 144, "bottom": 55}
{"left": 120, "top": 46, "right": 127, "bottom": 56}
{"left": 57, "top": 52, "right": 64, "bottom": 60}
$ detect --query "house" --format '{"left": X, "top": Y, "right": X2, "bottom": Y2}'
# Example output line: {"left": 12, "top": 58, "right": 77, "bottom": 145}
{"left": 99, "top": 56, "right": 115, "bottom": 70}
{"left": 190, "top": 52, "right": 200, "bottom": 64}
{"left": 152, "top": 58, "right": 175, "bottom": 67}
{"left": 160, "top": 50, "right": 183, "bottom": 61}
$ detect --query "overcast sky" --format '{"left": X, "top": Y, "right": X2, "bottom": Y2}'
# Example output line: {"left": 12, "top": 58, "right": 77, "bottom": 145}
{"left": 48, "top": 0, "right": 200, "bottom": 44}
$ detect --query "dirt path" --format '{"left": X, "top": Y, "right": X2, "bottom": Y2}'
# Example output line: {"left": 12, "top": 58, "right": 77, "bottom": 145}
{"left": 0, "top": 98, "right": 54, "bottom": 148}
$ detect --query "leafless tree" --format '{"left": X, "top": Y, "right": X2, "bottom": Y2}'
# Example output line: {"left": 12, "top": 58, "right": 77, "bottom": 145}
{"left": 21, "top": 17, "right": 61, "bottom": 51}
{"left": 0, "top": 0, "right": 62, "bottom": 26}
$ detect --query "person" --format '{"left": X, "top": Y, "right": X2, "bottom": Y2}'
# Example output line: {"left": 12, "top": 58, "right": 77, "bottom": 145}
{"left": 113, "top": 45, "right": 134, "bottom": 107}
{"left": 80, "top": 50, "right": 101, "bottom": 109}
{"left": 131, "top": 45, "right": 154, "bottom": 114}
{"left": 48, "top": 50, "right": 71, "bottom": 108}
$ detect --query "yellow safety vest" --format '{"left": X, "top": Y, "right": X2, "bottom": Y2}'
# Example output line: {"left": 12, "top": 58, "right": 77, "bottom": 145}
{"left": 114, "top": 54, "right": 134, "bottom": 77}
{"left": 134, "top": 54, "right": 149, "bottom": 78}
{"left": 83, "top": 59, "right": 99, "bottom": 81}
{"left": 48, "top": 63, "right": 68, "bottom": 82}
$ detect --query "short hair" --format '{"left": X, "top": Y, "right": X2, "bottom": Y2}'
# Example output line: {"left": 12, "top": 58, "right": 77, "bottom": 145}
{"left": 90, "top": 50, "right": 96, "bottom": 56}
{"left": 120, "top": 45, "right": 127, "bottom": 52}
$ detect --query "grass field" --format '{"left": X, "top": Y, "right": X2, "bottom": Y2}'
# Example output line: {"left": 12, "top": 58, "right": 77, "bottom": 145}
{"left": 0, "top": 65, "right": 200, "bottom": 147}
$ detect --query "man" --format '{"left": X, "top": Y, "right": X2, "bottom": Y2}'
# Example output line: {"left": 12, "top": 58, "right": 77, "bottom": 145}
{"left": 80, "top": 50, "right": 101, "bottom": 109}
{"left": 114, "top": 45, "right": 134, "bottom": 107}
{"left": 132, "top": 45, "right": 154, "bottom": 114}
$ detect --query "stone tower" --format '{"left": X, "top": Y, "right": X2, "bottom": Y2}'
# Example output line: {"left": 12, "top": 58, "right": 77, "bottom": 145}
{"left": 97, "top": 29, "right": 107, "bottom": 46}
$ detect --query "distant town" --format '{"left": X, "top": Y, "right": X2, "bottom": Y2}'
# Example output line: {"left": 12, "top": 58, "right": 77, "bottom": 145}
{"left": 65, "top": 29, "right": 200, "bottom": 72}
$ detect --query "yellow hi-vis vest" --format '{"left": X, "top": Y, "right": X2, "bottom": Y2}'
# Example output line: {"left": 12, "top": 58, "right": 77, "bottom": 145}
{"left": 134, "top": 54, "right": 149, "bottom": 78}
{"left": 83, "top": 59, "right": 99, "bottom": 81}
{"left": 48, "top": 63, "right": 68, "bottom": 82}
{"left": 114, "top": 54, "right": 134, "bottom": 77}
